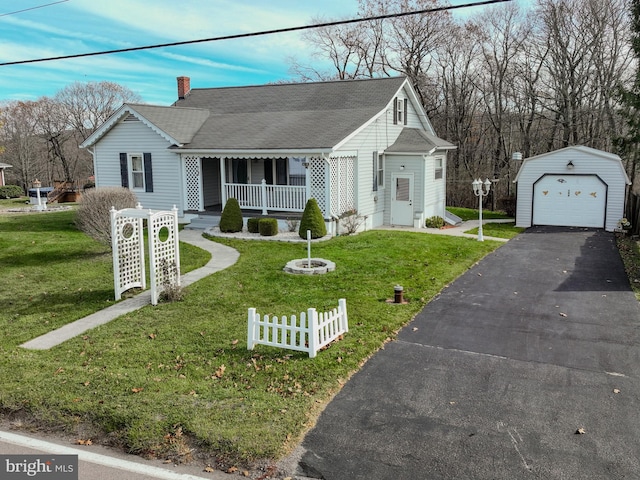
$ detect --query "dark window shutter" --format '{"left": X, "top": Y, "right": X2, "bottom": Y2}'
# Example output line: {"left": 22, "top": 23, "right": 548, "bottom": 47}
{"left": 119, "top": 153, "right": 129, "bottom": 188}
{"left": 143, "top": 152, "right": 153, "bottom": 192}
{"left": 373, "top": 151, "right": 378, "bottom": 192}
{"left": 393, "top": 98, "right": 398, "bottom": 125}
{"left": 403, "top": 98, "right": 408, "bottom": 125}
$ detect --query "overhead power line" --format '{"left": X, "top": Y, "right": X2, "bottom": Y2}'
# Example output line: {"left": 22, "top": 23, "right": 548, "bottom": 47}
{"left": 0, "top": 0, "right": 512, "bottom": 67}
{"left": 0, "top": 0, "right": 69, "bottom": 18}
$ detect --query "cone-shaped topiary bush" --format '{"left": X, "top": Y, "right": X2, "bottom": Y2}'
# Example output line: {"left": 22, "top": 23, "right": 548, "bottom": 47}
{"left": 219, "top": 198, "right": 243, "bottom": 232}
{"left": 298, "top": 198, "right": 326, "bottom": 239}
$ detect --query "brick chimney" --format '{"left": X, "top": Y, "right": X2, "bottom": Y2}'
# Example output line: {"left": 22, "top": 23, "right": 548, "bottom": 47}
{"left": 177, "top": 76, "right": 190, "bottom": 99}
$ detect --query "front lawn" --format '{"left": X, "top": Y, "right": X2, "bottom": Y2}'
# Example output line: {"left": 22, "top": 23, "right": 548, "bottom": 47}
{"left": 0, "top": 210, "right": 502, "bottom": 468}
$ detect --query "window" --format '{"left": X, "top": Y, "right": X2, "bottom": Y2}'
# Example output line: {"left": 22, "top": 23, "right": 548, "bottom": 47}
{"left": 393, "top": 97, "right": 408, "bottom": 125}
{"left": 130, "top": 154, "right": 144, "bottom": 189}
{"left": 119, "top": 152, "right": 153, "bottom": 192}
{"left": 435, "top": 157, "right": 443, "bottom": 180}
{"left": 373, "top": 151, "right": 384, "bottom": 191}
{"left": 397, "top": 98, "right": 404, "bottom": 124}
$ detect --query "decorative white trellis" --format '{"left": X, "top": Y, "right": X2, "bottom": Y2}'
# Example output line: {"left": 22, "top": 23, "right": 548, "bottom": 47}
{"left": 110, "top": 203, "right": 181, "bottom": 305}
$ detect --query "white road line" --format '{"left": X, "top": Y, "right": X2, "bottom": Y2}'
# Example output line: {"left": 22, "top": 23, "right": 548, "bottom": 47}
{"left": 0, "top": 430, "right": 211, "bottom": 480}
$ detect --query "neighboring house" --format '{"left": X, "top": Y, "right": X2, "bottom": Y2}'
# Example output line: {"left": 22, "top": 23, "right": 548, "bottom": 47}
{"left": 0, "top": 162, "right": 11, "bottom": 187}
{"left": 81, "top": 76, "right": 455, "bottom": 233}
{"left": 514, "top": 146, "right": 631, "bottom": 232}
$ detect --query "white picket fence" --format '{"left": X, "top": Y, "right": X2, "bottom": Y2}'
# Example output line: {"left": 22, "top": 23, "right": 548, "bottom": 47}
{"left": 247, "top": 299, "right": 348, "bottom": 358}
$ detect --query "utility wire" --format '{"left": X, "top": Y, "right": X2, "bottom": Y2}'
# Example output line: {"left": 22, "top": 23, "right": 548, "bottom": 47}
{"left": 0, "top": 0, "right": 511, "bottom": 67}
{"left": 0, "top": 0, "right": 69, "bottom": 18}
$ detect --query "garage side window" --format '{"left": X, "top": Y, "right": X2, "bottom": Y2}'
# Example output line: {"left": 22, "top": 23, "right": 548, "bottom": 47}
{"left": 435, "top": 157, "right": 443, "bottom": 180}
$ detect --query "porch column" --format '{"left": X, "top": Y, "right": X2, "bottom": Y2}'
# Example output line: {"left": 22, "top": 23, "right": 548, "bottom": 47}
{"left": 220, "top": 156, "right": 227, "bottom": 207}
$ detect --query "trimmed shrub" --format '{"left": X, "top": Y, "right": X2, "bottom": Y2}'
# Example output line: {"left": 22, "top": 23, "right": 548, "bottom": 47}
{"left": 0, "top": 185, "right": 24, "bottom": 198}
{"left": 258, "top": 218, "right": 279, "bottom": 236}
{"left": 247, "top": 217, "right": 261, "bottom": 234}
{"left": 75, "top": 187, "right": 137, "bottom": 247}
{"left": 425, "top": 216, "right": 445, "bottom": 229}
{"left": 219, "top": 198, "right": 243, "bottom": 233}
{"left": 299, "top": 198, "right": 326, "bottom": 239}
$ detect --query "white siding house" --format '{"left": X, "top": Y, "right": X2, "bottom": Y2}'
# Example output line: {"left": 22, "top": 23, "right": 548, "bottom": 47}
{"left": 82, "top": 76, "right": 455, "bottom": 233}
{"left": 514, "top": 146, "right": 630, "bottom": 232}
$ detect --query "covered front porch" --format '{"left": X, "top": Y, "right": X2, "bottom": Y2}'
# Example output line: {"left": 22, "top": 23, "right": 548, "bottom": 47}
{"left": 181, "top": 153, "right": 357, "bottom": 220}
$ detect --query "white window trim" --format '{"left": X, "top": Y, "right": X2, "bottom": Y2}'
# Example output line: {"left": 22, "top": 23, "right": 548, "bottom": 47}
{"left": 435, "top": 157, "right": 443, "bottom": 180}
{"left": 377, "top": 153, "right": 385, "bottom": 189}
{"left": 129, "top": 153, "right": 145, "bottom": 191}
{"left": 397, "top": 98, "right": 404, "bottom": 124}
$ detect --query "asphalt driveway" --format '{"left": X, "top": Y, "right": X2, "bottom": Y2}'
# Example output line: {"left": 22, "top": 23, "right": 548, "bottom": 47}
{"left": 290, "top": 226, "right": 640, "bottom": 479}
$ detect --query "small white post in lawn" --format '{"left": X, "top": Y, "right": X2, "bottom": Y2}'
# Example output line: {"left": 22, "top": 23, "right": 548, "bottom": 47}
{"left": 307, "top": 229, "right": 312, "bottom": 268}
{"left": 472, "top": 178, "right": 491, "bottom": 242}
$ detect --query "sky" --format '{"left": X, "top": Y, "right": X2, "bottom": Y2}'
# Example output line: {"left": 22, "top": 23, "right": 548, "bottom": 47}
{"left": 0, "top": 0, "right": 529, "bottom": 106}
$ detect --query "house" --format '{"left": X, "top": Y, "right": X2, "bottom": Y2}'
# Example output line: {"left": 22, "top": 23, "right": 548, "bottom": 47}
{"left": 514, "top": 146, "right": 631, "bottom": 232}
{"left": 81, "top": 76, "right": 455, "bottom": 233}
{"left": 0, "top": 162, "right": 11, "bottom": 187}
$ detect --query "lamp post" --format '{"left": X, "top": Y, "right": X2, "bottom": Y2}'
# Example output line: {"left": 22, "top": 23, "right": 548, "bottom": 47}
{"left": 472, "top": 178, "right": 491, "bottom": 241}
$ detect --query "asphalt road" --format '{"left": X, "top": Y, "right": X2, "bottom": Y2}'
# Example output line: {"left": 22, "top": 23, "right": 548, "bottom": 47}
{"left": 292, "top": 226, "right": 640, "bottom": 479}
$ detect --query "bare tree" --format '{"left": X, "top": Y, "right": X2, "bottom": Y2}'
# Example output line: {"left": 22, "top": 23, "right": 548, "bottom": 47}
{"left": 0, "top": 101, "right": 47, "bottom": 191}
{"left": 55, "top": 81, "right": 142, "bottom": 141}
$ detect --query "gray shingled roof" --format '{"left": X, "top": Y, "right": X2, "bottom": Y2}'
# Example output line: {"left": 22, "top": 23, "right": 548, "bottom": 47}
{"left": 172, "top": 77, "right": 408, "bottom": 150}
{"left": 128, "top": 104, "right": 209, "bottom": 144}
{"left": 385, "top": 128, "right": 456, "bottom": 153}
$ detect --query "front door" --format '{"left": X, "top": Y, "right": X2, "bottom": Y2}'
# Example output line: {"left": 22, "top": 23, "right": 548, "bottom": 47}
{"left": 391, "top": 173, "right": 414, "bottom": 226}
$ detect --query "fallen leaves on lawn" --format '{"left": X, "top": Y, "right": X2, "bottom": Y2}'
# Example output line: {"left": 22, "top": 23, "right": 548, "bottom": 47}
{"left": 131, "top": 387, "right": 144, "bottom": 393}
{"left": 214, "top": 365, "right": 226, "bottom": 378}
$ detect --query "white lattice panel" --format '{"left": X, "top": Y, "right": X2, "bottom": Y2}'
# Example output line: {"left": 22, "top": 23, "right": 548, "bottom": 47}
{"left": 111, "top": 208, "right": 145, "bottom": 299}
{"left": 329, "top": 156, "right": 356, "bottom": 216}
{"left": 149, "top": 209, "right": 180, "bottom": 305}
{"left": 308, "top": 157, "right": 327, "bottom": 214}
{"left": 184, "top": 156, "right": 202, "bottom": 211}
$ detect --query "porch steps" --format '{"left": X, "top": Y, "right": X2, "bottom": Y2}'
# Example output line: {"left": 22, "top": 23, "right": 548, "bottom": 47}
{"left": 185, "top": 215, "right": 220, "bottom": 230}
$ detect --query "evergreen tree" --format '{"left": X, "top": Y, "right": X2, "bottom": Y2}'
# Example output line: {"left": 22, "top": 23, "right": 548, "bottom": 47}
{"left": 298, "top": 198, "right": 327, "bottom": 239}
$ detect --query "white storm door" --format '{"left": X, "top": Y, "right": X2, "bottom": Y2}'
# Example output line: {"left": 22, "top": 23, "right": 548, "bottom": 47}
{"left": 533, "top": 174, "right": 606, "bottom": 228}
{"left": 391, "top": 173, "right": 414, "bottom": 226}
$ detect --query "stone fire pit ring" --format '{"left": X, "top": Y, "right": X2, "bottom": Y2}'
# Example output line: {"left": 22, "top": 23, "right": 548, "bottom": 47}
{"left": 283, "top": 258, "right": 336, "bottom": 275}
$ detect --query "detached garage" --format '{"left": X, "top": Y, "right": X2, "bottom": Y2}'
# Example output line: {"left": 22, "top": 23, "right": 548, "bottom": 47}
{"left": 515, "top": 146, "right": 630, "bottom": 232}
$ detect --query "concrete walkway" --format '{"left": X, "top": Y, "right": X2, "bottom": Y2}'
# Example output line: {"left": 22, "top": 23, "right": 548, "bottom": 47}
{"left": 20, "top": 230, "right": 239, "bottom": 350}
{"left": 378, "top": 218, "right": 513, "bottom": 242}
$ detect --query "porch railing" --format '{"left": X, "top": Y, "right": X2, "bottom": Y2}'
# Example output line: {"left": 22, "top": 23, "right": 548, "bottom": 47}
{"left": 225, "top": 179, "right": 307, "bottom": 214}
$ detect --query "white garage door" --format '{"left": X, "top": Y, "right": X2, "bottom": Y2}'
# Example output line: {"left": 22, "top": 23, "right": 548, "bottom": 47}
{"left": 533, "top": 174, "right": 606, "bottom": 228}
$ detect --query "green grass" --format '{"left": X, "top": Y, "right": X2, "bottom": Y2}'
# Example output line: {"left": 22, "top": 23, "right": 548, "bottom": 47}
{"left": 464, "top": 222, "right": 525, "bottom": 239}
{"left": 447, "top": 206, "right": 513, "bottom": 221}
{"left": 0, "top": 196, "right": 31, "bottom": 210}
{"left": 0, "top": 210, "right": 502, "bottom": 466}
{"left": 617, "top": 233, "right": 640, "bottom": 300}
